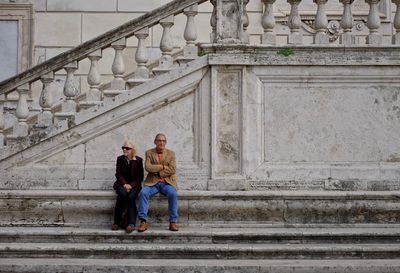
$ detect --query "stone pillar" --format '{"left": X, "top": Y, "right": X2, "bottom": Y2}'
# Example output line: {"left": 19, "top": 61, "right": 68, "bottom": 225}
{"left": 393, "top": 0, "right": 400, "bottom": 44}
{"left": 13, "top": 84, "right": 30, "bottom": 137}
{"left": 63, "top": 62, "right": 79, "bottom": 108}
{"left": 209, "top": 66, "right": 246, "bottom": 190}
{"left": 80, "top": 50, "right": 102, "bottom": 108}
{"left": 313, "top": 0, "right": 329, "bottom": 44}
{"left": 261, "top": 0, "right": 276, "bottom": 45}
{"left": 0, "top": 97, "right": 4, "bottom": 147}
{"left": 153, "top": 15, "right": 175, "bottom": 75}
{"left": 110, "top": 38, "right": 126, "bottom": 90}
{"left": 287, "top": 0, "right": 303, "bottom": 45}
{"left": 210, "top": 0, "right": 217, "bottom": 43}
{"left": 127, "top": 27, "right": 150, "bottom": 88}
{"left": 240, "top": 0, "right": 250, "bottom": 44}
{"left": 182, "top": 4, "right": 199, "bottom": 60}
{"left": 36, "top": 72, "right": 54, "bottom": 128}
{"left": 340, "top": 0, "right": 355, "bottom": 45}
{"left": 215, "top": 0, "right": 249, "bottom": 44}
{"left": 54, "top": 61, "right": 79, "bottom": 130}
{"left": 365, "top": 0, "right": 382, "bottom": 45}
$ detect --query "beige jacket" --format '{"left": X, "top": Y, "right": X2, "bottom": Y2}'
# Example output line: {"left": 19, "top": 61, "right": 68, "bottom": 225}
{"left": 144, "top": 148, "right": 177, "bottom": 189}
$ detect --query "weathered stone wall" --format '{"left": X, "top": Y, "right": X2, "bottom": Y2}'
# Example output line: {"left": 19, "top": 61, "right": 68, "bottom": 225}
{"left": 2, "top": 47, "right": 399, "bottom": 191}
{"left": 205, "top": 46, "right": 400, "bottom": 191}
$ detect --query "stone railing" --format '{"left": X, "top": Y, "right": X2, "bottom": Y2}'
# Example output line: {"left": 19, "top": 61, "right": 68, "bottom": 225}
{"left": 0, "top": 0, "right": 399, "bottom": 150}
{"left": 259, "top": 0, "right": 400, "bottom": 45}
{"left": 0, "top": 0, "right": 208, "bottom": 148}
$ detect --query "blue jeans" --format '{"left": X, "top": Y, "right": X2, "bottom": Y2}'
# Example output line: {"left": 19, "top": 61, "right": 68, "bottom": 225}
{"left": 138, "top": 182, "right": 178, "bottom": 223}
{"left": 114, "top": 185, "right": 139, "bottom": 227}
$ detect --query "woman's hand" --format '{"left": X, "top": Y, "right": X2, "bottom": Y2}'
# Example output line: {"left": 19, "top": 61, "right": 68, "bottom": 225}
{"left": 123, "top": 184, "right": 132, "bottom": 192}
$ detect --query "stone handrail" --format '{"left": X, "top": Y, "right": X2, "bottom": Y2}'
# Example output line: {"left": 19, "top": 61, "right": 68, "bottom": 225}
{"left": 0, "top": 0, "right": 208, "bottom": 95}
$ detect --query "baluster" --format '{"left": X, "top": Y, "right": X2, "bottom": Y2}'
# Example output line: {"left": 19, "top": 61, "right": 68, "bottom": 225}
{"left": 180, "top": 4, "right": 199, "bottom": 61}
{"left": 261, "top": 0, "right": 276, "bottom": 45}
{"left": 13, "top": 84, "right": 30, "bottom": 138}
{"left": 340, "top": 0, "right": 355, "bottom": 45}
{"left": 313, "top": 0, "right": 329, "bottom": 44}
{"left": 153, "top": 15, "right": 175, "bottom": 75}
{"left": 365, "top": 0, "right": 382, "bottom": 44}
{"left": 0, "top": 97, "right": 4, "bottom": 147}
{"left": 54, "top": 61, "right": 79, "bottom": 130}
{"left": 110, "top": 38, "right": 126, "bottom": 90}
{"left": 240, "top": 0, "right": 250, "bottom": 44}
{"left": 3, "top": 94, "right": 17, "bottom": 132}
{"left": 393, "top": 0, "right": 400, "bottom": 44}
{"left": 127, "top": 27, "right": 150, "bottom": 88}
{"left": 81, "top": 50, "right": 102, "bottom": 108}
{"left": 210, "top": 0, "right": 217, "bottom": 43}
{"left": 36, "top": 72, "right": 54, "bottom": 128}
{"left": 64, "top": 62, "right": 79, "bottom": 102}
{"left": 287, "top": 0, "right": 303, "bottom": 44}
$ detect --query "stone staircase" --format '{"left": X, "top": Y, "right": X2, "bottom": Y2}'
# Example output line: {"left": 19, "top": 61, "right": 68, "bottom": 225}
{"left": 4, "top": 226, "right": 400, "bottom": 260}
{"left": 1, "top": 190, "right": 400, "bottom": 272}
{"left": 1, "top": 0, "right": 400, "bottom": 272}
{"left": 2, "top": 190, "right": 400, "bottom": 227}
{"left": 1, "top": 225, "right": 400, "bottom": 272}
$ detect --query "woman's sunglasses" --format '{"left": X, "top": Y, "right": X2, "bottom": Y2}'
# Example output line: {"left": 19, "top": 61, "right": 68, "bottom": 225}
{"left": 122, "top": 146, "right": 133, "bottom": 150}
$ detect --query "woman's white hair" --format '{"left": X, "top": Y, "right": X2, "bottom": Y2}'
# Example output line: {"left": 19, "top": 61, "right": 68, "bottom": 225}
{"left": 123, "top": 140, "right": 137, "bottom": 156}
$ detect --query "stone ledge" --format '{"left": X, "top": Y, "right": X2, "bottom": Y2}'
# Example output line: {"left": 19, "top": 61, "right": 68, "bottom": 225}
{"left": 201, "top": 44, "right": 400, "bottom": 66}
{"left": 1, "top": 259, "right": 400, "bottom": 273}
{"left": 1, "top": 226, "right": 400, "bottom": 244}
{"left": 1, "top": 190, "right": 400, "bottom": 227}
{"left": 1, "top": 242, "right": 400, "bottom": 259}
{"left": 2, "top": 189, "right": 400, "bottom": 200}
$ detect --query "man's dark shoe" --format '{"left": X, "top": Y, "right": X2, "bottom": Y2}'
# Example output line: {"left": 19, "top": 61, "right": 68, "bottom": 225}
{"left": 111, "top": 223, "right": 119, "bottom": 231}
{"left": 169, "top": 222, "right": 179, "bottom": 231}
{"left": 138, "top": 221, "right": 148, "bottom": 232}
{"left": 125, "top": 225, "right": 135, "bottom": 233}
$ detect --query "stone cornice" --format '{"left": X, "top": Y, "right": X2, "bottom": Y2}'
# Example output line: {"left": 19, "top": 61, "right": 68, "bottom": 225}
{"left": 201, "top": 44, "right": 400, "bottom": 66}
{"left": 0, "top": 0, "right": 208, "bottom": 95}
{"left": 1, "top": 189, "right": 400, "bottom": 200}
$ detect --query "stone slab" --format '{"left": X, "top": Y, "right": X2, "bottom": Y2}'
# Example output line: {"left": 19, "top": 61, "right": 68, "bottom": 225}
{"left": 82, "top": 13, "right": 143, "bottom": 43}
{"left": 84, "top": 91, "right": 196, "bottom": 163}
{"left": 2, "top": 190, "right": 400, "bottom": 227}
{"left": 33, "top": 0, "right": 47, "bottom": 11}
{"left": 117, "top": 0, "right": 170, "bottom": 12}
{"left": 1, "top": 258, "right": 400, "bottom": 273}
{"left": 1, "top": 242, "right": 400, "bottom": 259}
{"left": 35, "top": 13, "right": 81, "bottom": 47}
{"left": 47, "top": 0, "right": 117, "bottom": 12}
{"left": 264, "top": 86, "right": 400, "bottom": 162}
{"left": 2, "top": 226, "right": 400, "bottom": 244}
{"left": 0, "top": 165, "right": 84, "bottom": 190}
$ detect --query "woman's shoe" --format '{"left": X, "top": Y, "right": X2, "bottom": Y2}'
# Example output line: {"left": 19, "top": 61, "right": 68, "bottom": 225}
{"left": 125, "top": 224, "right": 135, "bottom": 233}
{"left": 111, "top": 223, "right": 119, "bottom": 230}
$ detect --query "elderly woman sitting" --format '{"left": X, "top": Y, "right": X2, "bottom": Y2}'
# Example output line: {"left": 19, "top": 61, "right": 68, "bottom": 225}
{"left": 112, "top": 140, "right": 144, "bottom": 233}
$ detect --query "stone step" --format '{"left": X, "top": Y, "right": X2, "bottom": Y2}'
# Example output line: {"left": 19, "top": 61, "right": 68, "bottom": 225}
{"left": 2, "top": 190, "right": 400, "bottom": 226}
{"left": 2, "top": 258, "right": 400, "bottom": 273}
{"left": 1, "top": 242, "right": 400, "bottom": 259}
{"left": 1, "top": 226, "right": 400, "bottom": 244}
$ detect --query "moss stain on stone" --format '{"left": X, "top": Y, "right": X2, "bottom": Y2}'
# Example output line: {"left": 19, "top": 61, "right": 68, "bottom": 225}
{"left": 277, "top": 48, "right": 294, "bottom": 57}
{"left": 386, "top": 154, "right": 400, "bottom": 162}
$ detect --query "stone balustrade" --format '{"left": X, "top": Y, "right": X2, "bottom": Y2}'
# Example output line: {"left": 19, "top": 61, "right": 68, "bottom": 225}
{"left": 0, "top": 0, "right": 399, "bottom": 151}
